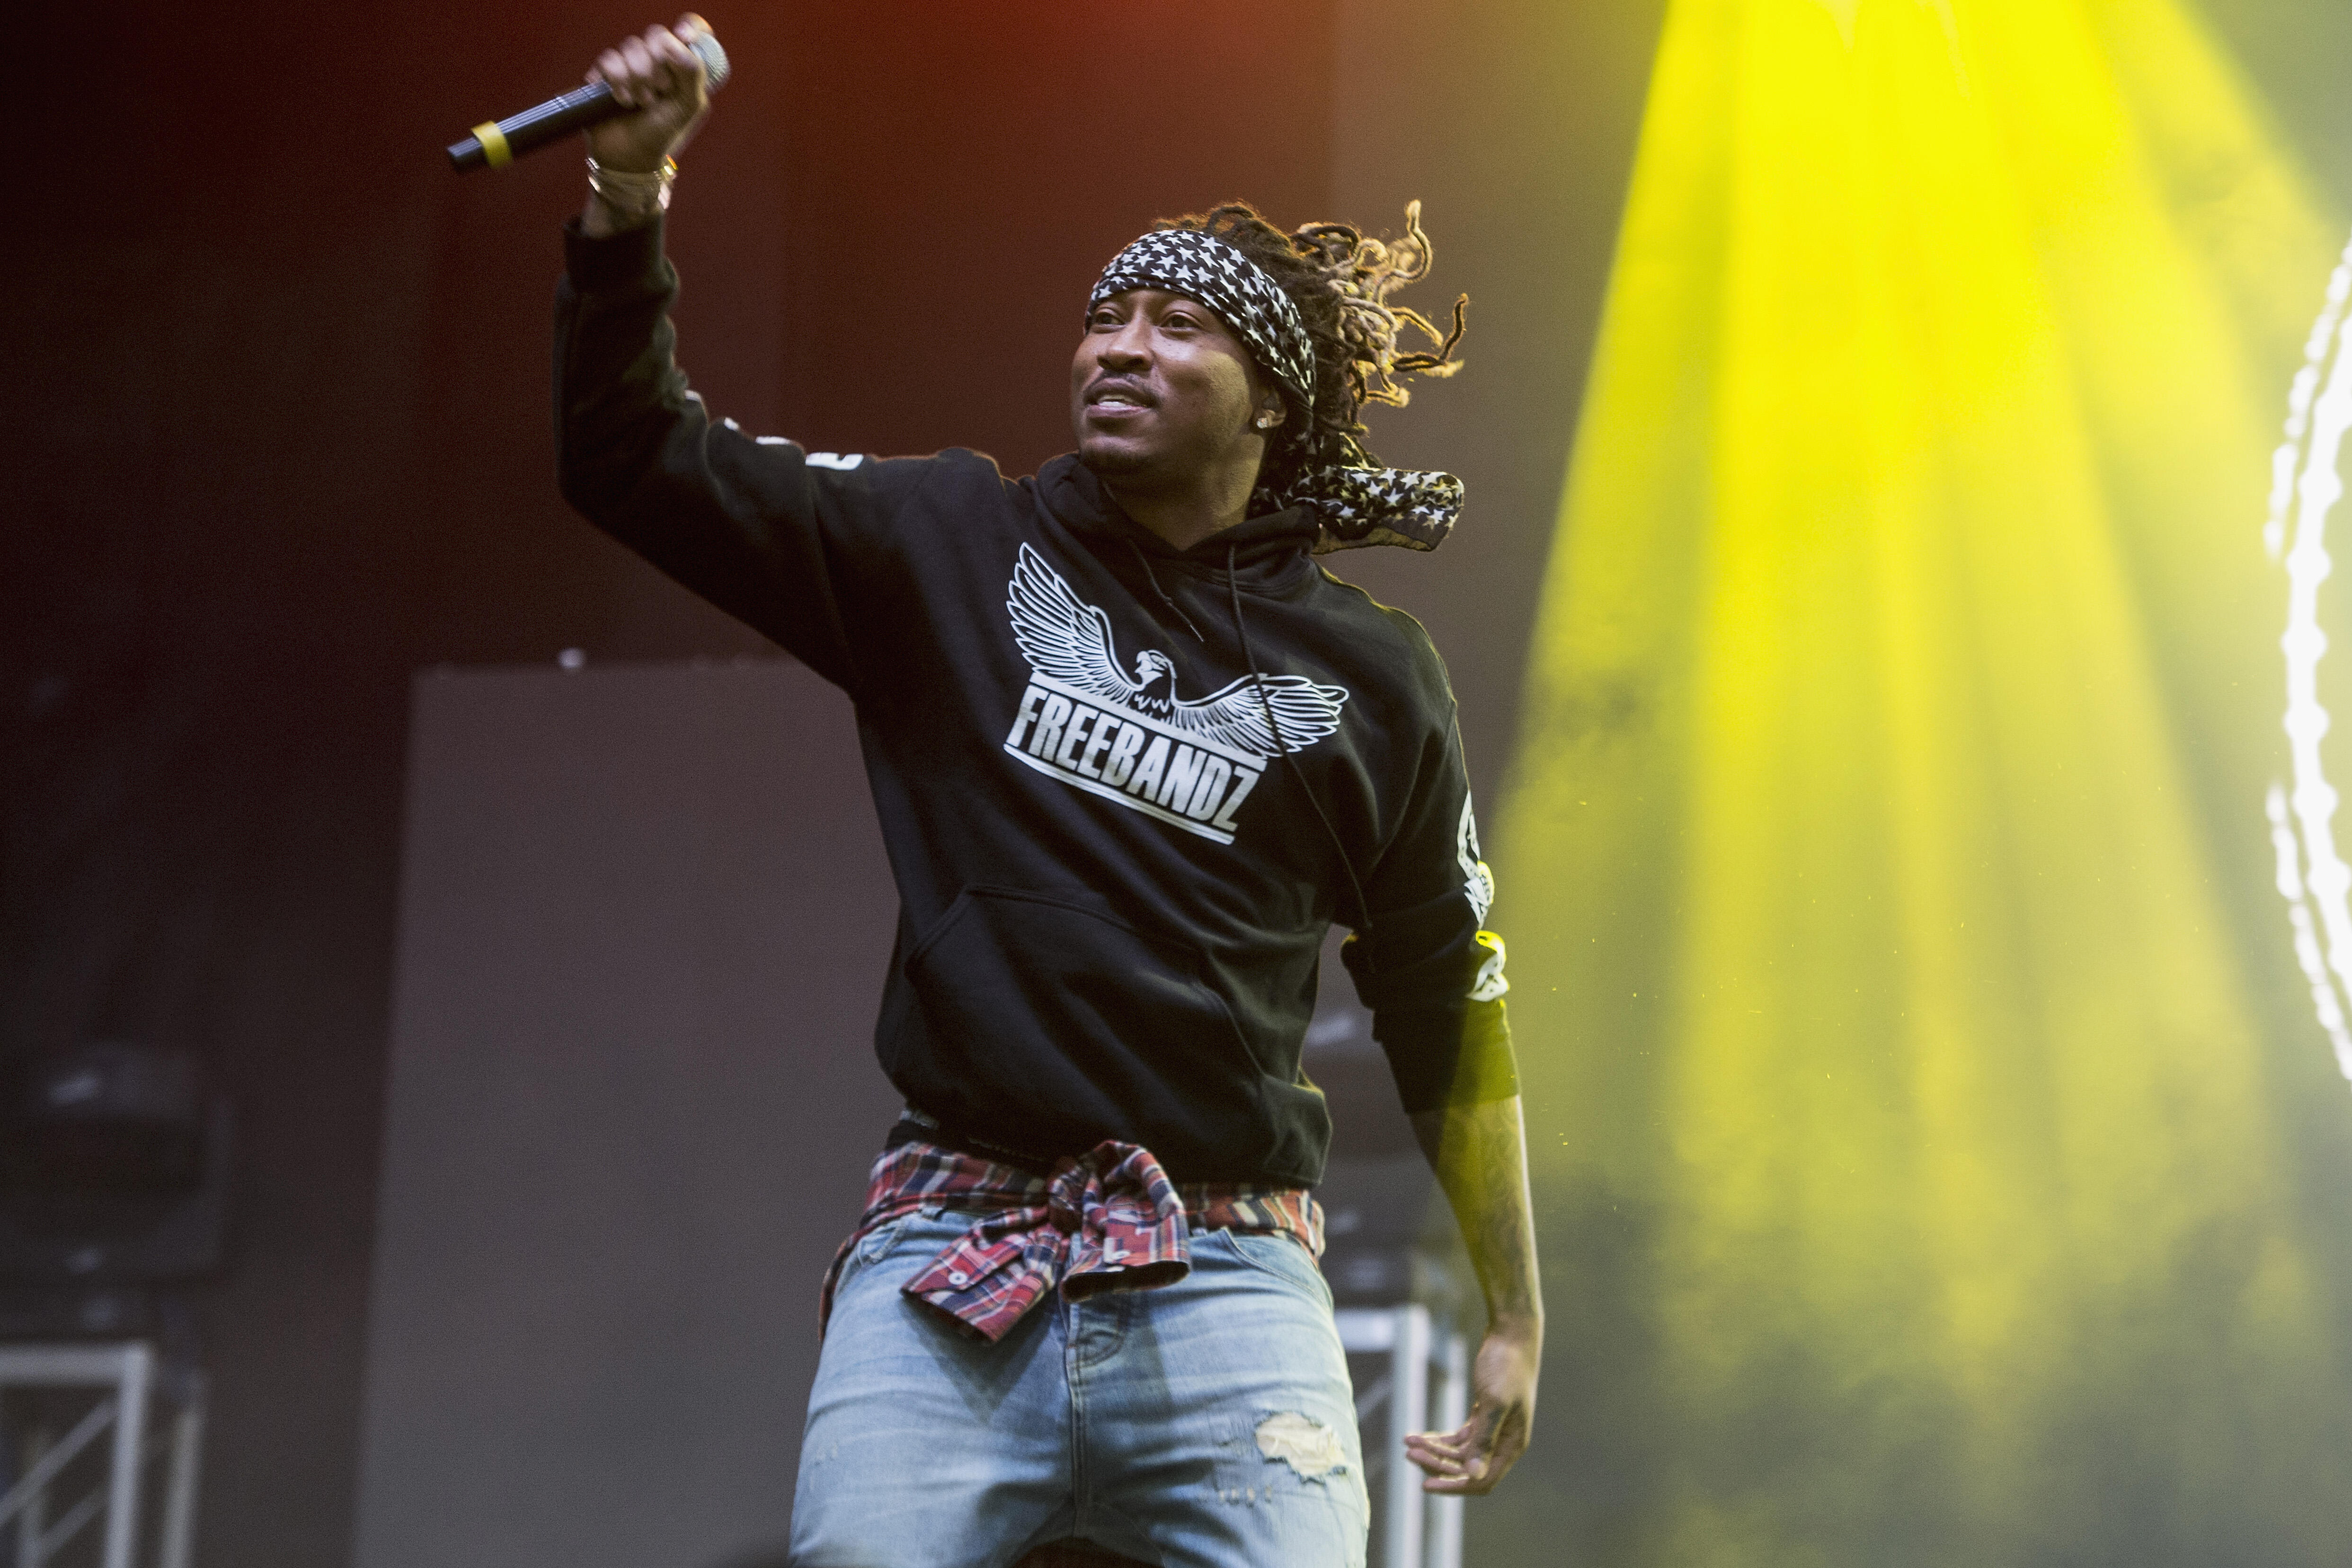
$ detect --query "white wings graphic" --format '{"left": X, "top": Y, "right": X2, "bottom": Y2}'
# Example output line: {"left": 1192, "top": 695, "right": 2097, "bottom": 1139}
{"left": 1457, "top": 797, "right": 1496, "bottom": 925}
{"left": 1007, "top": 544, "right": 1348, "bottom": 761}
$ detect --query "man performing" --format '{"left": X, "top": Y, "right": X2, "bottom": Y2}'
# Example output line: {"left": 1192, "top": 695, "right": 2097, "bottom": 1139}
{"left": 555, "top": 18, "right": 1542, "bottom": 1567}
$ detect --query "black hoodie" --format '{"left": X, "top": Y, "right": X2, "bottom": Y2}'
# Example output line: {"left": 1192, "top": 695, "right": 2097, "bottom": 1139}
{"left": 553, "top": 220, "right": 1515, "bottom": 1187}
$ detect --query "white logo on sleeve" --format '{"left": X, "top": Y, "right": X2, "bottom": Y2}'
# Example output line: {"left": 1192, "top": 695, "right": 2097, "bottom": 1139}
{"left": 1457, "top": 797, "right": 1496, "bottom": 924}
{"left": 749, "top": 434, "right": 864, "bottom": 470}
{"left": 1469, "top": 930, "right": 1509, "bottom": 1002}
{"left": 1000, "top": 544, "right": 1349, "bottom": 844}
{"left": 1458, "top": 799, "right": 1508, "bottom": 1001}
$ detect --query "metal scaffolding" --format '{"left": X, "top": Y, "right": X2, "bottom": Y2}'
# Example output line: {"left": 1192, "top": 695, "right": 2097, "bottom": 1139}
{"left": 1336, "top": 1304, "right": 1466, "bottom": 1568}
{"left": 0, "top": 1343, "right": 204, "bottom": 1568}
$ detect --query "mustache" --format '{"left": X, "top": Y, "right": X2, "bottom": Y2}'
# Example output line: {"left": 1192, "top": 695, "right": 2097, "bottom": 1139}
{"left": 1083, "top": 376, "right": 1158, "bottom": 406}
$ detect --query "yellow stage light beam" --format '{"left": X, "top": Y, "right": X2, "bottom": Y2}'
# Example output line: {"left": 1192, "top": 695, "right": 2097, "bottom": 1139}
{"left": 1498, "top": 0, "right": 2352, "bottom": 1555}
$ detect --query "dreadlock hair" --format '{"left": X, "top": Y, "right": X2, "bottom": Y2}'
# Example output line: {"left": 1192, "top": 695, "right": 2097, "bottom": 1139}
{"left": 1154, "top": 199, "right": 1467, "bottom": 493}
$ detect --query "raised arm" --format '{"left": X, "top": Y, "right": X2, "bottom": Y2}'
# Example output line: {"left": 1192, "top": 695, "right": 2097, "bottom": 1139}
{"left": 554, "top": 18, "right": 920, "bottom": 692}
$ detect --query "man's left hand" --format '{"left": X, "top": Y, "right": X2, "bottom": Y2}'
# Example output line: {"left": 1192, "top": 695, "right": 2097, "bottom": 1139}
{"left": 1401, "top": 1314, "right": 1540, "bottom": 1494}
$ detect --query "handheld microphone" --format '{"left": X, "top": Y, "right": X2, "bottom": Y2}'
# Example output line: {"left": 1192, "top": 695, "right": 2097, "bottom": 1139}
{"left": 446, "top": 30, "right": 730, "bottom": 172}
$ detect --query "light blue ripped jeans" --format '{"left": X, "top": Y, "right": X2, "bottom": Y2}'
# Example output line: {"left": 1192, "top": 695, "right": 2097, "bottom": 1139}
{"left": 790, "top": 1205, "right": 1370, "bottom": 1567}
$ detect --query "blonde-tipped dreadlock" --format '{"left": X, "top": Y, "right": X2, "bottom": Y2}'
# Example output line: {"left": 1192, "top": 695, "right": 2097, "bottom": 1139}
{"left": 1294, "top": 202, "right": 1468, "bottom": 410}
{"left": 1154, "top": 199, "right": 1468, "bottom": 487}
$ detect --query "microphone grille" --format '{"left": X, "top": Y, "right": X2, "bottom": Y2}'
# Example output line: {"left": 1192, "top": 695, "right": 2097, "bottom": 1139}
{"left": 688, "top": 30, "right": 732, "bottom": 93}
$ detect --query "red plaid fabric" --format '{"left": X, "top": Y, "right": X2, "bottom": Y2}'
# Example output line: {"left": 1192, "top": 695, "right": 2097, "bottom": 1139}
{"left": 820, "top": 1138, "right": 1324, "bottom": 1343}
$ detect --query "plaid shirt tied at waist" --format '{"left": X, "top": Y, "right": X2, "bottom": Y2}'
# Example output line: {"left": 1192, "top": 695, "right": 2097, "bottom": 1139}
{"left": 821, "top": 1137, "right": 1324, "bottom": 1343}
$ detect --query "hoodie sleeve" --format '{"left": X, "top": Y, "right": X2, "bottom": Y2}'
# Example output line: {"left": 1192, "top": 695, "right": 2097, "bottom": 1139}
{"left": 554, "top": 217, "right": 929, "bottom": 693}
{"left": 1339, "top": 640, "right": 1519, "bottom": 1116}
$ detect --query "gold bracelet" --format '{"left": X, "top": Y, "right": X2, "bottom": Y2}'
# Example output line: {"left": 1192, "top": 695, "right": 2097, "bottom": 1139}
{"left": 586, "top": 156, "right": 678, "bottom": 220}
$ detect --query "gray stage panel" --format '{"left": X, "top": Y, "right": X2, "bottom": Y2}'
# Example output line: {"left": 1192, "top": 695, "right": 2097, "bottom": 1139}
{"left": 354, "top": 660, "right": 903, "bottom": 1568}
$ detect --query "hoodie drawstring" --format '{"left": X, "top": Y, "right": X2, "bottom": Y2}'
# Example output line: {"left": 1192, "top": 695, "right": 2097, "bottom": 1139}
{"left": 1125, "top": 538, "right": 1206, "bottom": 643}
{"left": 1226, "top": 543, "right": 1378, "bottom": 963}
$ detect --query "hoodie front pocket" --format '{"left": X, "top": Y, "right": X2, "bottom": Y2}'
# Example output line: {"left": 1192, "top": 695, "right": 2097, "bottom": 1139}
{"left": 896, "top": 885, "right": 1275, "bottom": 1176}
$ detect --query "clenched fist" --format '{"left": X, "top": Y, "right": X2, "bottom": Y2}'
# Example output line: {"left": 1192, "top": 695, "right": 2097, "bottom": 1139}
{"left": 585, "top": 14, "right": 715, "bottom": 175}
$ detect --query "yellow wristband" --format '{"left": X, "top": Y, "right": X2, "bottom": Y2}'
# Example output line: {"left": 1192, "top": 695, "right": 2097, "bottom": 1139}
{"left": 471, "top": 121, "right": 512, "bottom": 169}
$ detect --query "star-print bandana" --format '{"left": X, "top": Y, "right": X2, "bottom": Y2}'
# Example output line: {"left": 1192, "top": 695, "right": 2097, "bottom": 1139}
{"left": 1088, "top": 228, "right": 1465, "bottom": 553}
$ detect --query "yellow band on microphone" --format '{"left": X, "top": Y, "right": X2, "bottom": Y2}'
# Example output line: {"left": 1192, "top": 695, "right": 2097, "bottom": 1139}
{"left": 472, "top": 121, "right": 512, "bottom": 169}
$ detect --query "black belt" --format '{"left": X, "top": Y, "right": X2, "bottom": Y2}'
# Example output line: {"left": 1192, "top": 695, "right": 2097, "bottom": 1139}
{"left": 884, "top": 1109, "right": 1062, "bottom": 1180}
